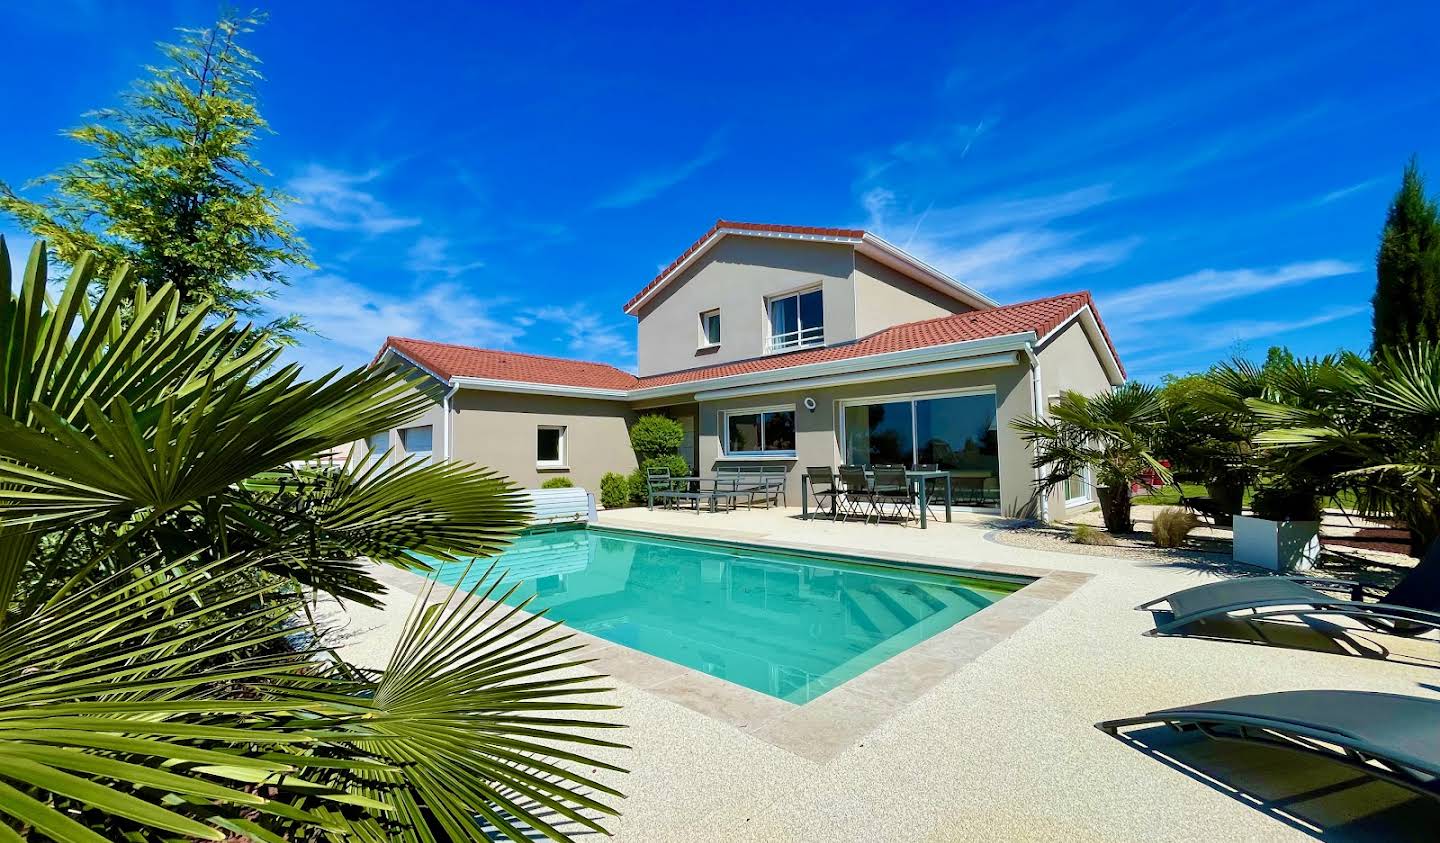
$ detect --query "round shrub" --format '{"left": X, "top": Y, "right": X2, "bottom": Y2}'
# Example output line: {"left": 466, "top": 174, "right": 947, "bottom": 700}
{"left": 600, "top": 472, "right": 630, "bottom": 509}
{"left": 628, "top": 454, "right": 691, "bottom": 505}
{"left": 1071, "top": 524, "right": 1117, "bottom": 546}
{"left": 541, "top": 476, "right": 574, "bottom": 489}
{"left": 629, "top": 414, "right": 684, "bottom": 459}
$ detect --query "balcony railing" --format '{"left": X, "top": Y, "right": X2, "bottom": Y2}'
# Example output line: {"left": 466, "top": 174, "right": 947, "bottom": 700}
{"left": 766, "top": 326, "right": 824, "bottom": 353}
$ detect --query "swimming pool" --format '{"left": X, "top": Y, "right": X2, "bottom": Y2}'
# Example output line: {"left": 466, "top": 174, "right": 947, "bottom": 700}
{"left": 430, "top": 525, "right": 1025, "bottom": 704}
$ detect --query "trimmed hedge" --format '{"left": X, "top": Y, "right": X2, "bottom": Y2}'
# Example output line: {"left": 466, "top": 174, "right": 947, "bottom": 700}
{"left": 629, "top": 414, "right": 684, "bottom": 458}
{"left": 599, "top": 472, "right": 630, "bottom": 509}
{"left": 541, "top": 476, "right": 574, "bottom": 489}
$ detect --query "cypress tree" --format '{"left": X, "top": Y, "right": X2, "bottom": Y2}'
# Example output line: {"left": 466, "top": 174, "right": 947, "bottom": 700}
{"left": 1372, "top": 157, "right": 1440, "bottom": 352}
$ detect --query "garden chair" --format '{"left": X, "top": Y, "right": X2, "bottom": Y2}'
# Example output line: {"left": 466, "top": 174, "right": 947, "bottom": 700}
{"left": 645, "top": 467, "right": 680, "bottom": 510}
{"left": 838, "top": 466, "right": 874, "bottom": 523}
{"left": 1098, "top": 690, "right": 1440, "bottom": 802}
{"left": 805, "top": 466, "right": 840, "bottom": 520}
{"left": 871, "top": 465, "right": 916, "bottom": 524}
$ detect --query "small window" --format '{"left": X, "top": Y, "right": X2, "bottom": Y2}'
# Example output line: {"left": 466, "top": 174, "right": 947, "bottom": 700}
{"left": 363, "top": 432, "right": 388, "bottom": 468}
{"left": 723, "top": 408, "right": 796, "bottom": 456}
{"left": 766, "top": 288, "right": 824, "bottom": 352}
{"left": 399, "top": 425, "right": 433, "bottom": 461}
{"left": 537, "top": 425, "right": 567, "bottom": 467}
{"left": 699, "top": 309, "right": 721, "bottom": 347}
{"left": 1065, "top": 468, "right": 1090, "bottom": 504}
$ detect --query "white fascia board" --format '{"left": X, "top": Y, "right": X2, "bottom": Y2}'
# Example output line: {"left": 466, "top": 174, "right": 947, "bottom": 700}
{"left": 692, "top": 351, "right": 1022, "bottom": 402}
{"left": 1034, "top": 305, "right": 1125, "bottom": 385}
{"left": 379, "top": 347, "right": 450, "bottom": 387}
{"left": 448, "top": 376, "right": 631, "bottom": 399}
{"left": 856, "top": 234, "right": 999, "bottom": 309}
{"left": 629, "top": 331, "right": 1037, "bottom": 402}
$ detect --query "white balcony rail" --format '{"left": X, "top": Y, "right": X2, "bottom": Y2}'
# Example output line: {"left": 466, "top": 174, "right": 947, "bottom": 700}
{"left": 766, "top": 325, "right": 824, "bottom": 352}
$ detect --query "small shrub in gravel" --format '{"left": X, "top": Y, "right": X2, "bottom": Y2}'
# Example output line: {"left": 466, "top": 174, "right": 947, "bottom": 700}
{"left": 1152, "top": 507, "right": 1201, "bottom": 548}
{"left": 1071, "top": 524, "right": 1117, "bottom": 546}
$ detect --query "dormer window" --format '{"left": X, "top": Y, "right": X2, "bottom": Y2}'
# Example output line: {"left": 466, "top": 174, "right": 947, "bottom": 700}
{"left": 766, "top": 287, "right": 824, "bottom": 352}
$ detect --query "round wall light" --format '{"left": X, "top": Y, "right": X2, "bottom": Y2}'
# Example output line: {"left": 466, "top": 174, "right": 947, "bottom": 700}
{"left": 803, "top": 397, "right": 817, "bottom": 412}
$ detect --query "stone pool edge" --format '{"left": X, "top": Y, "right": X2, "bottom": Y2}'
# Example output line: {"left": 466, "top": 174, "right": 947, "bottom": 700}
{"left": 370, "top": 523, "right": 1090, "bottom": 764}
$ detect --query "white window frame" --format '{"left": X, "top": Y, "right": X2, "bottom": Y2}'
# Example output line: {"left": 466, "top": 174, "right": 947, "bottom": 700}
{"left": 698, "top": 308, "right": 721, "bottom": 349}
{"left": 1065, "top": 465, "right": 1093, "bottom": 506}
{"left": 398, "top": 425, "right": 433, "bottom": 463}
{"left": 363, "top": 432, "right": 389, "bottom": 468}
{"left": 720, "top": 404, "right": 797, "bottom": 459}
{"left": 764, "top": 285, "right": 824, "bottom": 353}
{"left": 536, "top": 425, "right": 567, "bottom": 469}
{"left": 837, "top": 387, "right": 1001, "bottom": 512}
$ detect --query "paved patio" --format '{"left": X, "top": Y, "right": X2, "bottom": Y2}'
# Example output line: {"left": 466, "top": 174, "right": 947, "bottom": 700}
{"left": 330, "top": 506, "right": 1438, "bottom": 841}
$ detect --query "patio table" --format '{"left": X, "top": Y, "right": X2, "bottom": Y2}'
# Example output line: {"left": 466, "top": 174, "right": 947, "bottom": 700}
{"left": 801, "top": 469, "right": 953, "bottom": 528}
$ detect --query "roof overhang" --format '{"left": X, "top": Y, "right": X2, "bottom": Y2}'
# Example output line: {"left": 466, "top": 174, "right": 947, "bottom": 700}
{"left": 1034, "top": 304, "right": 1126, "bottom": 386}
{"left": 621, "top": 225, "right": 996, "bottom": 316}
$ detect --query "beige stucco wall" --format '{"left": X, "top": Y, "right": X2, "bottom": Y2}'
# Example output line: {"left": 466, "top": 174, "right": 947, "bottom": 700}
{"left": 852, "top": 253, "right": 972, "bottom": 337}
{"left": 1037, "top": 319, "right": 1119, "bottom": 518}
{"left": 449, "top": 389, "right": 638, "bottom": 492}
{"left": 349, "top": 357, "right": 448, "bottom": 467}
{"left": 634, "top": 236, "right": 857, "bottom": 376}
{"left": 693, "top": 363, "right": 1041, "bottom": 517}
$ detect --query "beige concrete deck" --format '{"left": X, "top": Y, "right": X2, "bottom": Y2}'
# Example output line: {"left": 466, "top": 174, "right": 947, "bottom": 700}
{"left": 328, "top": 506, "right": 1439, "bottom": 841}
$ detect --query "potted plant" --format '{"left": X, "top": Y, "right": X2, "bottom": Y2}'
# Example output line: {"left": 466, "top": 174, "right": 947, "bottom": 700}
{"left": 1233, "top": 487, "right": 1322, "bottom": 571}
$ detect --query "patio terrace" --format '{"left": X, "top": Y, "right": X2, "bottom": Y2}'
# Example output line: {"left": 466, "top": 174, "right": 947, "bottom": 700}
{"left": 333, "top": 506, "right": 1439, "bottom": 841}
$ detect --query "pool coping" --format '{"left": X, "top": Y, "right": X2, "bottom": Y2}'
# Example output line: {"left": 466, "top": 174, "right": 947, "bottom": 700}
{"left": 374, "top": 522, "right": 1091, "bottom": 764}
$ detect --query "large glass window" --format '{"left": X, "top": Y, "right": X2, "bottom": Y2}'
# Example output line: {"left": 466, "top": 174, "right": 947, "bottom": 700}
{"left": 725, "top": 408, "right": 796, "bottom": 455}
{"left": 843, "top": 392, "right": 1000, "bottom": 508}
{"left": 767, "top": 288, "right": 823, "bottom": 351}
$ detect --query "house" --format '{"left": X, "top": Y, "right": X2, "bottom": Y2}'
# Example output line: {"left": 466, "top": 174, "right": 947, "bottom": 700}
{"left": 365, "top": 220, "right": 1125, "bottom": 518}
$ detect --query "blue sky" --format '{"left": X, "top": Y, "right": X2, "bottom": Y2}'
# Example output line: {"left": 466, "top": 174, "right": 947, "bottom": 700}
{"left": 5, "top": 1, "right": 1439, "bottom": 383}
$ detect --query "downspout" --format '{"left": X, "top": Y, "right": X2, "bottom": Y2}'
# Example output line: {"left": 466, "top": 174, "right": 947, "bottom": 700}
{"left": 443, "top": 382, "right": 457, "bottom": 461}
{"left": 1023, "top": 346, "right": 1050, "bottom": 522}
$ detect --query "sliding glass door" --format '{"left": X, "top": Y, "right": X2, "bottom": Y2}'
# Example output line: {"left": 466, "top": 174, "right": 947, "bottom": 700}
{"left": 842, "top": 391, "right": 1000, "bottom": 508}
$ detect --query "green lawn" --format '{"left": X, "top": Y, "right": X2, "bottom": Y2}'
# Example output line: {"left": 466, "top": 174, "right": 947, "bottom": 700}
{"left": 1132, "top": 483, "right": 1359, "bottom": 511}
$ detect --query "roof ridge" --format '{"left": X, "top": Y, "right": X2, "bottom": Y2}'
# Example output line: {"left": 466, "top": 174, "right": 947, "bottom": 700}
{"left": 389, "top": 336, "right": 636, "bottom": 373}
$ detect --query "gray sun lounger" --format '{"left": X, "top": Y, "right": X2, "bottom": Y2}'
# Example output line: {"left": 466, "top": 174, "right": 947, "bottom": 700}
{"left": 1098, "top": 690, "right": 1440, "bottom": 800}
{"left": 1139, "top": 542, "right": 1440, "bottom": 640}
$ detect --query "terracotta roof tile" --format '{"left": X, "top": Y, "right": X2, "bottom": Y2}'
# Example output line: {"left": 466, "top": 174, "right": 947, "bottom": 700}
{"left": 622, "top": 219, "right": 865, "bottom": 313}
{"left": 375, "top": 291, "right": 1124, "bottom": 391}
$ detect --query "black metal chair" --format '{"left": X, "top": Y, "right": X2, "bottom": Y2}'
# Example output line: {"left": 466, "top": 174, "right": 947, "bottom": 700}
{"left": 838, "top": 466, "right": 874, "bottom": 523}
{"left": 804, "top": 466, "right": 840, "bottom": 520}
{"left": 871, "top": 465, "right": 916, "bottom": 524}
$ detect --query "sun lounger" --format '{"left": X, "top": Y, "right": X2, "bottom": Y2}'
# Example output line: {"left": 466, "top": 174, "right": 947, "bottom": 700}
{"left": 1097, "top": 690, "right": 1440, "bottom": 800}
{"left": 1139, "top": 535, "right": 1440, "bottom": 641}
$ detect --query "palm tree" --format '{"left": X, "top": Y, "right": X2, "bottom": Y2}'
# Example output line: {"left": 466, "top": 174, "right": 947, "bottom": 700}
{"left": 1253, "top": 344, "right": 1440, "bottom": 555}
{"left": 0, "top": 238, "right": 626, "bottom": 840}
{"left": 1011, "top": 382, "right": 1169, "bottom": 532}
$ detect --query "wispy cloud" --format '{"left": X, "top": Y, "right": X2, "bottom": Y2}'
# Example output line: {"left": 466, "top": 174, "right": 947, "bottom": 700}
{"left": 405, "top": 235, "right": 485, "bottom": 277}
{"left": 522, "top": 303, "right": 635, "bottom": 370}
{"left": 1102, "top": 260, "right": 1361, "bottom": 324}
{"left": 861, "top": 183, "right": 1138, "bottom": 291}
{"left": 1125, "top": 305, "right": 1368, "bottom": 379}
{"left": 1310, "top": 177, "right": 1384, "bottom": 206}
{"left": 593, "top": 133, "right": 726, "bottom": 210}
{"left": 269, "top": 272, "right": 523, "bottom": 373}
{"left": 287, "top": 164, "right": 422, "bottom": 235}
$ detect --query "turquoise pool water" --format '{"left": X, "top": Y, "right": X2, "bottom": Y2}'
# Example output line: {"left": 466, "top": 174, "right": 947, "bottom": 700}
{"left": 431, "top": 526, "right": 1024, "bottom": 703}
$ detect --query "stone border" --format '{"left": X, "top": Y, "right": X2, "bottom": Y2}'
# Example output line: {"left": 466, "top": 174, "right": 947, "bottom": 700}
{"left": 376, "top": 522, "right": 1090, "bottom": 764}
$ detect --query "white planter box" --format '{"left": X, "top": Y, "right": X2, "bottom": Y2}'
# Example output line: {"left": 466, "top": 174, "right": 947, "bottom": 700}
{"left": 1233, "top": 514, "right": 1320, "bottom": 572}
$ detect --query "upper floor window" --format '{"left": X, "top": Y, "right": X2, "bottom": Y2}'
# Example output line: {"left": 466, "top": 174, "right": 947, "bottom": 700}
{"left": 699, "top": 309, "right": 721, "bottom": 348}
{"left": 766, "top": 288, "right": 823, "bottom": 352}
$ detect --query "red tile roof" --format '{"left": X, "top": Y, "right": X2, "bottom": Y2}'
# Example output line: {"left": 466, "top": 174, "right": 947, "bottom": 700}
{"left": 376, "top": 291, "right": 1124, "bottom": 392}
{"left": 381, "top": 338, "right": 639, "bottom": 390}
{"left": 622, "top": 220, "right": 866, "bottom": 313}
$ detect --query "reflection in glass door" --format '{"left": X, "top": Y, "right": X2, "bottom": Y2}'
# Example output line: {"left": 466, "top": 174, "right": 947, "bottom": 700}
{"left": 842, "top": 392, "right": 1000, "bottom": 508}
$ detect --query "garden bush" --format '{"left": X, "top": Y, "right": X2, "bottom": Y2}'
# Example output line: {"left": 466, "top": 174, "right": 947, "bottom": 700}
{"left": 541, "top": 476, "right": 575, "bottom": 488}
{"left": 600, "top": 472, "right": 630, "bottom": 509}
{"left": 629, "top": 414, "right": 684, "bottom": 458}
{"left": 1071, "top": 524, "right": 1117, "bottom": 546}
{"left": 1151, "top": 507, "right": 1200, "bottom": 548}
{"left": 628, "top": 454, "right": 691, "bottom": 504}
